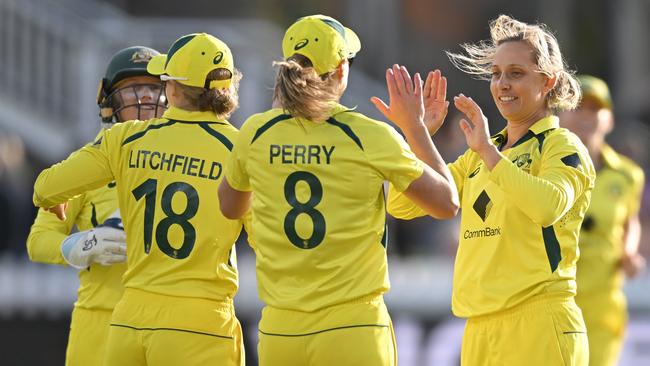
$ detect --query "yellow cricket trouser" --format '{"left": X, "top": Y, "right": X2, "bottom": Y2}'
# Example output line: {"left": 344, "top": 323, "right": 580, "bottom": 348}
{"left": 103, "top": 288, "right": 244, "bottom": 366}
{"left": 461, "top": 294, "right": 589, "bottom": 366}
{"left": 65, "top": 307, "right": 112, "bottom": 366}
{"left": 576, "top": 290, "right": 627, "bottom": 366}
{"left": 258, "top": 294, "right": 397, "bottom": 366}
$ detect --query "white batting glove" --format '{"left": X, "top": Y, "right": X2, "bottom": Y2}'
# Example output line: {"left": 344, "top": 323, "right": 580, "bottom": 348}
{"left": 61, "top": 211, "right": 126, "bottom": 269}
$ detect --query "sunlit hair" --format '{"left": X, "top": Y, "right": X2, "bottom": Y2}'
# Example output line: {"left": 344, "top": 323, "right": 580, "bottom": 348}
{"left": 173, "top": 68, "right": 242, "bottom": 118}
{"left": 446, "top": 14, "right": 581, "bottom": 111}
{"left": 273, "top": 54, "right": 342, "bottom": 122}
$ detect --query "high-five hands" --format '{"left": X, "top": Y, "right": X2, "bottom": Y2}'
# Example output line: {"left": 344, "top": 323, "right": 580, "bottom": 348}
{"left": 453, "top": 94, "right": 494, "bottom": 154}
{"left": 371, "top": 64, "right": 425, "bottom": 133}
{"left": 422, "top": 70, "right": 449, "bottom": 135}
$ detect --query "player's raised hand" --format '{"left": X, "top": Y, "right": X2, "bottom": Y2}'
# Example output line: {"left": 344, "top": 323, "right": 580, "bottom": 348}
{"left": 371, "top": 64, "right": 425, "bottom": 133}
{"left": 454, "top": 94, "right": 493, "bottom": 153}
{"left": 423, "top": 70, "right": 450, "bottom": 136}
{"left": 44, "top": 202, "right": 68, "bottom": 221}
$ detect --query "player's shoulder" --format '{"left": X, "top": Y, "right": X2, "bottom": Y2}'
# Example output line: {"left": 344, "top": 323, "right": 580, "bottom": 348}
{"left": 104, "top": 118, "right": 165, "bottom": 144}
{"left": 604, "top": 145, "right": 645, "bottom": 185}
{"left": 333, "top": 110, "right": 402, "bottom": 141}
{"left": 544, "top": 127, "right": 585, "bottom": 151}
{"left": 243, "top": 108, "right": 289, "bottom": 129}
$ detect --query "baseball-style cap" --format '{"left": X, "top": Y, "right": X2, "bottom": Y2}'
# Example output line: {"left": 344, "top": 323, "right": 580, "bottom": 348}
{"left": 147, "top": 33, "right": 234, "bottom": 89}
{"left": 282, "top": 14, "right": 361, "bottom": 75}
{"left": 578, "top": 75, "right": 612, "bottom": 110}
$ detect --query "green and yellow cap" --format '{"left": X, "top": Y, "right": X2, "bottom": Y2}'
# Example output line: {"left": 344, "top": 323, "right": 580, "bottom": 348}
{"left": 282, "top": 14, "right": 361, "bottom": 75}
{"left": 578, "top": 75, "right": 613, "bottom": 110}
{"left": 147, "top": 32, "right": 234, "bottom": 89}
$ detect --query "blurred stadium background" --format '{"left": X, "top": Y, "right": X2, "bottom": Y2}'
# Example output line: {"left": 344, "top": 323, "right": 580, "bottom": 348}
{"left": 1, "top": 0, "right": 649, "bottom": 364}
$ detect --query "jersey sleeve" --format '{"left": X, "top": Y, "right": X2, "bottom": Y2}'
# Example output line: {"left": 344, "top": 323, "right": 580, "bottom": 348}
{"left": 224, "top": 121, "right": 252, "bottom": 192}
{"left": 26, "top": 194, "right": 85, "bottom": 265}
{"left": 488, "top": 132, "right": 595, "bottom": 227}
{"left": 626, "top": 163, "right": 645, "bottom": 216}
{"left": 387, "top": 149, "right": 468, "bottom": 219}
{"left": 33, "top": 131, "right": 116, "bottom": 208}
{"left": 367, "top": 124, "right": 424, "bottom": 192}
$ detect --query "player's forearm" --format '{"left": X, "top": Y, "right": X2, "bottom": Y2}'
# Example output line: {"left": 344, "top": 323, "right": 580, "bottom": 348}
{"left": 34, "top": 149, "right": 113, "bottom": 208}
{"left": 386, "top": 183, "right": 427, "bottom": 219}
{"left": 623, "top": 215, "right": 642, "bottom": 257}
{"left": 26, "top": 230, "right": 67, "bottom": 265}
{"left": 488, "top": 159, "right": 578, "bottom": 227}
{"left": 402, "top": 124, "right": 454, "bottom": 185}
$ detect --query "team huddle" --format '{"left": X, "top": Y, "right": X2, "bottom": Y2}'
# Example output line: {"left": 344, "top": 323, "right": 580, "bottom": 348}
{"left": 26, "top": 13, "right": 645, "bottom": 366}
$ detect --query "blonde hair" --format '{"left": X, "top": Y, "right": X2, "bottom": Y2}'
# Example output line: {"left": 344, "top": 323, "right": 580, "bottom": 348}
{"left": 174, "top": 68, "right": 242, "bottom": 118}
{"left": 273, "top": 54, "right": 342, "bottom": 122}
{"left": 446, "top": 15, "right": 581, "bottom": 111}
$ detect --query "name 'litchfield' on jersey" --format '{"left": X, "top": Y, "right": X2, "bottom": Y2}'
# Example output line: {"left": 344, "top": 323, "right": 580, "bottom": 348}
{"left": 127, "top": 149, "right": 223, "bottom": 181}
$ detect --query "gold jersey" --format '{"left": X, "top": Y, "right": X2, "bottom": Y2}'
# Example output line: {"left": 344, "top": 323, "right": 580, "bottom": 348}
{"left": 225, "top": 104, "right": 424, "bottom": 312}
{"left": 576, "top": 144, "right": 645, "bottom": 295}
{"left": 27, "top": 180, "right": 125, "bottom": 311}
{"left": 389, "top": 116, "right": 596, "bottom": 317}
{"left": 34, "top": 107, "right": 244, "bottom": 302}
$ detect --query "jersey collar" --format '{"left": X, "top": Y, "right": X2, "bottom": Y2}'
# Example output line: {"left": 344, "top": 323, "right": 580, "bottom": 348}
{"left": 491, "top": 115, "right": 559, "bottom": 150}
{"left": 601, "top": 144, "right": 622, "bottom": 169}
{"left": 162, "top": 106, "right": 229, "bottom": 124}
{"left": 330, "top": 103, "right": 356, "bottom": 116}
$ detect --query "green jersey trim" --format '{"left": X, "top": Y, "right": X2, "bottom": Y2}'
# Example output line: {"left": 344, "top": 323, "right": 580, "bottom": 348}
{"left": 259, "top": 323, "right": 389, "bottom": 337}
{"left": 198, "top": 123, "right": 233, "bottom": 151}
{"left": 121, "top": 120, "right": 177, "bottom": 146}
{"left": 251, "top": 114, "right": 292, "bottom": 144}
{"left": 542, "top": 226, "right": 562, "bottom": 272}
{"left": 325, "top": 117, "right": 363, "bottom": 150}
{"left": 110, "top": 323, "right": 233, "bottom": 340}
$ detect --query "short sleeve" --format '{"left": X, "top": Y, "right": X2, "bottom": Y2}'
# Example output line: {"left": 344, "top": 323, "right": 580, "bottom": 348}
{"left": 224, "top": 122, "right": 252, "bottom": 192}
{"left": 368, "top": 125, "right": 424, "bottom": 192}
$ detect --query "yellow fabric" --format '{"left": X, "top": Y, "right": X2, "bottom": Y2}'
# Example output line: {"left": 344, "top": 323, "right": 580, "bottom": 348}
{"left": 258, "top": 296, "right": 396, "bottom": 366}
{"left": 27, "top": 170, "right": 125, "bottom": 311}
{"left": 147, "top": 33, "right": 234, "bottom": 89}
{"left": 389, "top": 116, "right": 596, "bottom": 317}
{"left": 574, "top": 145, "right": 642, "bottom": 366}
{"left": 576, "top": 290, "right": 626, "bottom": 366}
{"left": 34, "top": 106, "right": 245, "bottom": 302}
{"left": 576, "top": 145, "right": 645, "bottom": 294}
{"left": 461, "top": 294, "right": 589, "bottom": 366}
{"left": 282, "top": 15, "right": 361, "bottom": 75}
{"left": 65, "top": 308, "right": 113, "bottom": 366}
{"left": 105, "top": 289, "right": 243, "bottom": 366}
{"left": 225, "top": 104, "right": 423, "bottom": 313}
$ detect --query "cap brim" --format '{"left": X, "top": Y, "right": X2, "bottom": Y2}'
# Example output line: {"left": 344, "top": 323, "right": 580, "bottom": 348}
{"left": 344, "top": 27, "right": 361, "bottom": 58}
{"left": 146, "top": 54, "right": 168, "bottom": 75}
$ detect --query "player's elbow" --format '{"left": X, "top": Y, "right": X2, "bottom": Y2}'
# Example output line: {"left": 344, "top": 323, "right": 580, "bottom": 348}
{"left": 220, "top": 201, "right": 243, "bottom": 220}
{"left": 433, "top": 200, "right": 460, "bottom": 219}
{"left": 401, "top": 176, "right": 460, "bottom": 220}
{"left": 218, "top": 179, "right": 251, "bottom": 220}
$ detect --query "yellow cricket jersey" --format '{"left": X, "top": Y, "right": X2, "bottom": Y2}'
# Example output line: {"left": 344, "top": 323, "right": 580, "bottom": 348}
{"left": 27, "top": 180, "right": 125, "bottom": 311}
{"left": 389, "top": 116, "right": 596, "bottom": 317}
{"left": 576, "top": 144, "right": 645, "bottom": 295}
{"left": 33, "top": 106, "right": 244, "bottom": 302}
{"left": 225, "top": 104, "right": 424, "bottom": 312}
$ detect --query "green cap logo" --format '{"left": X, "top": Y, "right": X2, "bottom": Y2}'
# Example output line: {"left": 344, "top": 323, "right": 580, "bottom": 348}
{"left": 213, "top": 51, "right": 224, "bottom": 65}
{"left": 294, "top": 39, "right": 309, "bottom": 51}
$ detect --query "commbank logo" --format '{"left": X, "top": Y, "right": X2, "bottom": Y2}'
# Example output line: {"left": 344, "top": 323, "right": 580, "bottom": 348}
{"left": 464, "top": 226, "right": 501, "bottom": 239}
{"left": 472, "top": 190, "right": 492, "bottom": 222}
{"left": 294, "top": 39, "right": 309, "bottom": 50}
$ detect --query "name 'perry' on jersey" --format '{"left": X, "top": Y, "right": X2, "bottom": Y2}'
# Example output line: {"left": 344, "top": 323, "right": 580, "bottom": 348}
{"left": 225, "top": 104, "right": 424, "bottom": 312}
{"left": 33, "top": 106, "right": 243, "bottom": 302}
